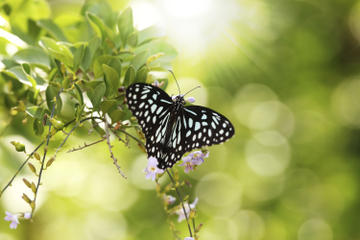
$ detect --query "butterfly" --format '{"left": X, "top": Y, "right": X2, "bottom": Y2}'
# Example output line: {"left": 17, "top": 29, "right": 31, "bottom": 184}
{"left": 126, "top": 82, "right": 235, "bottom": 169}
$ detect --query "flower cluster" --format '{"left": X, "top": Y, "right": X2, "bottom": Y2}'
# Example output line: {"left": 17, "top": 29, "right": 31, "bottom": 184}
{"left": 180, "top": 151, "right": 209, "bottom": 173}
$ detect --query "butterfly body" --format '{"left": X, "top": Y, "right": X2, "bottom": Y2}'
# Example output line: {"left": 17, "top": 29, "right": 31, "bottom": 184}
{"left": 126, "top": 83, "right": 234, "bottom": 169}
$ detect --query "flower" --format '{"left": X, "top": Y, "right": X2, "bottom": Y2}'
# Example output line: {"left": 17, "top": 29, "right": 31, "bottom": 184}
{"left": 152, "top": 80, "right": 164, "bottom": 87}
{"left": 184, "top": 237, "right": 194, "bottom": 240}
{"left": 176, "top": 197, "right": 199, "bottom": 222}
{"left": 179, "top": 151, "right": 209, "bottom": 173}
{"left": 164, "top": 195, "right": 176, "bottom": 205}
{"left": 4, "top": 211, "right": 20, "bottom": 229}
{"left": 23, "top": 212, "right": 31, "bottom": 219}
{"left": 144, "top": 157, "right": 164, "bottom": 181}
{"left": 186, "top": 97, "right": 195, "bottom": 103}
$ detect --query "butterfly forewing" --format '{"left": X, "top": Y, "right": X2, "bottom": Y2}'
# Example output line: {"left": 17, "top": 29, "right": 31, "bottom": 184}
{"left": 182, "top": 106, "right": 235, "bottom": 152}
{"left": 126, "top": 83, "right": 172, "bottom": 137}
{"left": 126, "top": 83, "right": 235, "bottom": 169}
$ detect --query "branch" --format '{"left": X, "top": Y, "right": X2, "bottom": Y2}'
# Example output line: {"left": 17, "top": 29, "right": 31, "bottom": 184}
{"left": 32, "top": 89, "right": 61, "bottom": 215}
{"left": 0, "top": 141, "right": 44, "bottom": 198}
{"left": 104, "top": 119, "right": 127, "bottom": 179}
{"left": 67, "top": 137, "right": 106, "bottom": 153}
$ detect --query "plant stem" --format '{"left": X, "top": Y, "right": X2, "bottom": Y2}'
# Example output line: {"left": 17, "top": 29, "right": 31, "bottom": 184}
{"left": 166, "top": 169, "right": 193, "bottom": 238}
{"left": 0, "top": 141, "right": 44, "bottom": 198}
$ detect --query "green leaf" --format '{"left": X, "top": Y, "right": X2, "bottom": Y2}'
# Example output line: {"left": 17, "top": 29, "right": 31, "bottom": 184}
{"left": 135, "top": 66, "right": 148, "bottom": 83}
{"left": 100, "top": 99, "right": 118, "bottom": 114}
{"left": 4, "top": 66, "right": 46, "bottom": 91}
{"left": 131, "top": 51, "right": 148, "bottom": 70}
{"left": 25, "top": 106, "right": 46, "bottom": 119}
{"left": 72, "top": 42, "right": 87, "bottom": 71}
{"left": 37, "top": 19, "right": 68, "bottom": 41}
{"left": 73, "top": 83, "right": 84, "bottom": 105}
{"left": 39, "top": 37, "right": 74, "bottom": 67}
{"left": 102, "top": 64, "right": 120, "bottom": 97}
{"left": 13, "top": 47, "right": 50, "bottom": 68}
{"left": 86, "top": 81, "right": 106, "bottom": 109}
{"left": 46, "top": 85, "right": 62, "bottom": 114}
{"left": 137, "top": 26, "right": 164, "bottom": 45}
{"left": 93, "top": 55, "right": 121, "bottom": 78}
{"left": 123, "top": 65, "right": 135, "bottom": 86}
{"left": 33, "top": 119, "right": 44, "bottom": 135}
{"left": 81, "top": 37, "right": 101, "bottom": 71}
{"left": 118, "top": 8, "right": 134, "bottom": 46}
{"left": 86, "top": 12, "right": 113, "bottom": 41}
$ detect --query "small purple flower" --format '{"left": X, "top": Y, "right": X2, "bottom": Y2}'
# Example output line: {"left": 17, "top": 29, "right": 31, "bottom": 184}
{"left": 144, "top": 157, "right": 164, "bottom": 181}
{"left": 23, "top": 212, "right": 31, "bottom": 219}
{"left": 176, "top": 198, "right": 199, "bottom": 222}
{"left": 152, "top": 80, "right": 164, "bottom": 87}
{"left": 180, "top": 151, "right": 209, "bottom": 173}
{"left": 186, "top": 97, "right": 195, "bottom": 103}
{"left": 164, "top": 195, "right": 176, "bottom": 205}
{"left": 184, "top": 237, "right": 194, "bottom": 240}
{"left": 4, "top": 211, "right": 19, "bottom": 229}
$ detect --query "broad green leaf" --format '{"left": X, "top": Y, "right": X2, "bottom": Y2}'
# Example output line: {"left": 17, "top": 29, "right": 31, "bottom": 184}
{"left": 72, "top": 42, "right": 87, "bottom": 71}
{"left": 26, "top": 106, "right": 46, "bottom": 119}
{"left": 135, "top": 66, "right": 148, "bottom": 83}
{"left": 13, "top": 47, "right": 50, "bottom": 69}
{"left": 93, "top": 55, "right": 121, "bottom": 78}
{"left": 108, "top": 109, "right": 124, "bottom": 123}
{"left": 39, "top": 37, "right": 74, "bottom": 67}
{"left": 37, "top": 19, "right": 68, "bottom": 41}
{"left": 46, "top": 85, "right": 62, "bottom": 114}
{"left": 86, "top": 81, "right": 106, "bottom": 109}
{"left": 123, "top": 66, "right": 135, "bottom": 86}
{"left": 137, "top": 26, "right": 164, "bottom": 45}
{"left": 81, "top": 0, "right": 114, "bottom": 27}
{"left": 131, "top": 51, "right": 148, "bottom": 70}
{"left": 100, "top": 99, "right": 118, "bottom": 114}
{"left": 118, "top": 8, "right": 134, "bottom": 46}
{"left": 81, "top": 37, "right": 100, "bottom": 71}
{"left": 102, "top": 64, "right": 120, "bottom": 97}
{"left": 86, "top": 12, "right": 113, "bottom": 41}
{"left": 4, "top": 66, "right": 47, "bottom": 91}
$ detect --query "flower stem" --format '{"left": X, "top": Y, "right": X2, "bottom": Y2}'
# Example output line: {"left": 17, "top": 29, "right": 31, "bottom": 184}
{"left": 166, "top": 169, "right": 193, "bottom": 238}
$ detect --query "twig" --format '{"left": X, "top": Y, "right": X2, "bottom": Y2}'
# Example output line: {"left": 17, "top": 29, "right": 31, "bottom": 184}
{"left": 32, "top": 89, "right": 61, "bottom": 215}
{"left": 166, "top": 169, "right": 193, "bottom": 238}
{"left": 117, "top": 128, "right": 145, "bottom": 147}
{"left": 109, "top": 128, "right": 128, "bottom": 146}
{"left": 0, "top": 141, "right": 44, "bottom": 198}
{"left": 104, "top": 119, "right": 127, "bottom": 179}
{"left": 52, "top": 123, "right": 79, "bottom": 159}
{"left": 67, "top": 137, "right": 106, "bottom": 153}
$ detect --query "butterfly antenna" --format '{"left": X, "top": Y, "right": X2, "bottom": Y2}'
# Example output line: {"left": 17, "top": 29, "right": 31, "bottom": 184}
{"left": 183, "top": 85, "right": 201, "bottom": 97}
{"left": 168, "top": 70, "right": 181, "bottom": 95}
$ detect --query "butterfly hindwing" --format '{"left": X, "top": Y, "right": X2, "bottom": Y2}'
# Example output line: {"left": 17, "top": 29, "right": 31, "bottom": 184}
{"left": 182, "top": 106, "right": 235, "bottom": 152}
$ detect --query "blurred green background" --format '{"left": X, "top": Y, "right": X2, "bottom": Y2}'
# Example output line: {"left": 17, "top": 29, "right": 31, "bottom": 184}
{"left": 1, "top": 0, "right": 360, "bottom": 239}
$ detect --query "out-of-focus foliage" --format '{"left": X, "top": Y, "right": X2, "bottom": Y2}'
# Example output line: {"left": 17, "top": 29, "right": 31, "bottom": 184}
{"left": 1, "top": 0, "right": 360, "bottom": 239}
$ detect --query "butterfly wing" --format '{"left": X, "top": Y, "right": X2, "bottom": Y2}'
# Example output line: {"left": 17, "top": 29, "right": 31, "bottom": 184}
{"left": 126, "top": 83, "right": 180, "bottom": 168}
{"left": 181, "top": 106, "right": 235, "bottom": 152}
{"left": 126, "top": 83, "right": 173, "bottom": 137}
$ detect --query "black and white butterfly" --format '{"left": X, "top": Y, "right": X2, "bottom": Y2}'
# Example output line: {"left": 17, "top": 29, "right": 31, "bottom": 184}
{"left": 126, "top": 82, "right": 234, "bottom": 169}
